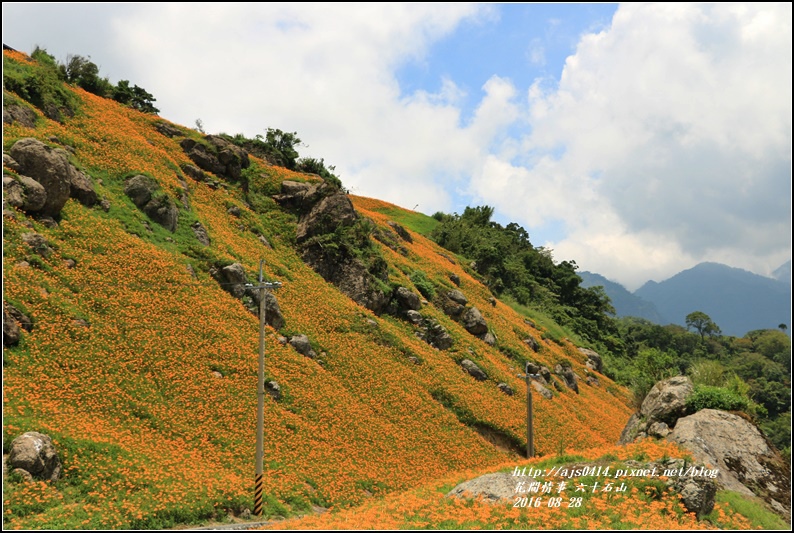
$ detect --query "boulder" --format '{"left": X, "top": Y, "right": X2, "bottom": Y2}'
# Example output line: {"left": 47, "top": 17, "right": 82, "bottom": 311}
{"left": 497, "top": 383, "right": 514, "bottom": 396}
{"left": 11, "top": 175, "right": 48, "bottom": 213}
{"left": 460, "top": 359, "right": 488, "bottom": 381}
{"left": 9, "top": 138, "right": 73, "bottom": 216}
{"left": 461, "top": 307, "right": 488, "bottom": 336}
{"left": 191, "top": 221, "right": 210, "bottom": 246}
{"left": 449, "top": 273, "right": 461, "bottom": 286}
{"left": 4, "top": 153, "right": 21, "bottom": 172}
{"left": 3, "top": 176, "right": 25, "bottom": 209}
{"left": 673, "top": 475, "right": 717, "bottom": 518}
{"left": 554, "top": 364, "right": 579, "bottom": 393}
{"left": 531, "top": 380, "right": 554, "bottom": 400}
{"left": 579, "top": 347, "right": 602, "bottom": 372}
{"left": 295, "top": 191, "right": 358, "bottom": 243}
{"left": 539, "top": 366, "right": 551, "bottom": 382}
{"left": 265, "top": 380, "right": 281, "bottom": 401}
{"left": 618, "top": 413, "right": 646, "bottom": 445}
{"left": 405, "top": 310, "right": 422, "bottom": 325}
{"left": 447, "top": 472, "right": 531, "bottom": 503}
{"left": 393, "top": 286, "right": 421, "bottom": 312}
{"left": 244, "top": 289, "right": 286, "bottom": 330}
{"left": 386, "top": 220, "right": 412, "bottom": 243}
{"left": 487, "top": 296, "right": 497, "bottom": 306}
{"left": 123, "top": 175, "right": 179, "bottom": 232}
{"left": 212, "top": 263, "right": 249, "bottom": 299}
{"left": 3, "top": 303, "right": 22, "bottom": 346}
{"left": 7, "top": 431, "right": 62, "bottom": 482}
{"left": 479, "top": 332, "right": 496, "bottom": 346}
{"left": 22, "top": 232, "right": 52, "bottom": 257}
{"left": 668, "top": 409, "right": 791, "bottom": 515}
{"left": 154, "top": 121, "right": 184, "bottom": 138}
{"left": 446, "top": 290, "right": 468, "bottom": 306}
{"left": 3, "top": 104, "right": 37, "bottom": 128}
{"left": 181, "top": 163, "right": 208, "bottom": 183}
{"left": 418, "top": 317, "right": 453, "bottom": 350}
{"left": 523, "top": 336, "right": 540, "bottom": 352}
{"left": 68, "top": 169, "right": 98, "bottom": 207}
{"left": 204, "top": 135, "right": 250, "bottom": 181}
{"left": 640, "top": 376, "right": 693, "bottom": 425}
{"left": 289, "top": 335, "right": 317, "bottom": 359}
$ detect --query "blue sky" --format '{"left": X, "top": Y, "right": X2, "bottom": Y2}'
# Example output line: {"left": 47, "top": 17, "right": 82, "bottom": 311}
{"left": 3, "top": 3, "right": 791, "bottom": 290}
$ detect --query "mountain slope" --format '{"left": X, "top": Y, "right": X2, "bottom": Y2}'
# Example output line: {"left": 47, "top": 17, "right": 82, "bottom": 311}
{"left": 2, "top": 49, "right": 634, "bottom": 529}
{"left": 578, "top": 271, "right": 667, "bottom": 323}
{"left": 635, "top": 262, "right": 791, "bottom": 336}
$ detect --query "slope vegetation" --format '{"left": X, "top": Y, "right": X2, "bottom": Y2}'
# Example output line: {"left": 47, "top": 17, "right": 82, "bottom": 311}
{"left": 3, "top": 49, "right": 634, "bottom": 529}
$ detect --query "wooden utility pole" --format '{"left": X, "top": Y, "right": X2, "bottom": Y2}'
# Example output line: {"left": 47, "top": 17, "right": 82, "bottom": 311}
{"left": 518, "top": 362, "right": 540, "bottom": 458}
{"left": 252, "top": 260, "right": 282, "bottom": 517}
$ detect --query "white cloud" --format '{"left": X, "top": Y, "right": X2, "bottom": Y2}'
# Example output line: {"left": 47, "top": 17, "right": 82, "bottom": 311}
{"left": 489, "top": 2, "right": 791, "bottom": 287}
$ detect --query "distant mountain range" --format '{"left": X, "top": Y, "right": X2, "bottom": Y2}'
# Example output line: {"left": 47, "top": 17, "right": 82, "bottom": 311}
{"left": 581, "top": 261, "right": 792, "bottom": 337}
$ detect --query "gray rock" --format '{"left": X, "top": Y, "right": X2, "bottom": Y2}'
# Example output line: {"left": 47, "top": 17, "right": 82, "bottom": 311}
{"left": 289, "top": 334, "right": 317, "bottom": 359}
{"left": 647, "top": 421, "right": 670, "bottom": 438}
{"left": 258, "top": 235, "right": 272, "bottom": 248}
{"left": 531, "top": 380, "right": 554, "bottom": 400}
{"left": 525, "top": 362, "right": 540, "bottom": 375}
{"left": 22, "top": 232, "right": 52, "bottom": 257}
{"left": 523, "top": 337, "right": 540, "bottom": 352}
{"left": 265, "top": 380, "right": 281, "bottom": 401}
{"left": 181, "top": 163, "right": 208, "bottom": 182}
{"left": 673, "top": 476, "right": 717, "bottom": 518}
{"left": 479, "top": 332, "right": 496, "bottom": 346}
{"left": 446, "top": 290, "right": 468, "bottom": 305}
{"left": 419, "top": 317, "right": 453, "bottom": 350}
{"left": 9, "top": 138, "right": 73, "bottom": 216}
{"left": 296, "top": 192, "right": 358, "bottom": 243}
{"left": 386, "top": 220, "right": 413, "bottom": 243}
{"left": 191, "top": 221, "right": 211, "bottom": 246}
{"left": 227, "top": 205, "right": 241, "bottom": 217}
{"left": 3, "top": 176, "right": 25, "bottom": 209}
{"left": 585, "top": 375, "right": 600, "bottom": 387}
{"left": 640, "top": 375, "right": 693, "bottom": 425}
{"left": 68, "top": 170, "right": 98, "bottom": 207}
{"left": 405, "top": 310, "right": 422, "bottom": 325}
{"left": 668, "top": 409, "right": 791, "bottom": 515}
{"left": 487, "top": 296, "right": 497, "bottom": 306}
{"left": 212, "top": 263, "right": 248, "bottom": 298}
{"left": 539, "top": 366, "right": 551, "bottom": 382}
{"left": 578, "top": 347, "right": 602, "bottom": 372}
{"left": 3, "top": 303, "right": 22, "bottom": 346}
{"left": 154, "top": 121, "right": 184, "bottom": 138}
{"left": 3, "top": 153, "right": 21, "bottom": 172}
{"left": 461, "top": 307, "right": 488, "bottom": 336}
{"left": 447, "top": 472, "right": 533, "bottom": 503}
{"left": 7, "top": 431, "right": 62, "bottom": 482}
{"left": 124, "top": 174, "right": 157, "bottom": 207}
{"left": 554, "top": 364, "right": 579, "bottom": 393}
{"left": 449, "top": 273, "right": 460, "bottom": 286}
{"left": 618, "top": 413, "right": 644, "bottom": 445}
{"left": 3, "top": 104, "right": 37, "bottom": 128}
{"left": 497, "top": 383, "right": 514, "bottom": 396}
{"left": 460, "top": 359, "right": 488, "bottom": 381}
{"left": 394, "top": 286, "right": 421, "bottom": 311}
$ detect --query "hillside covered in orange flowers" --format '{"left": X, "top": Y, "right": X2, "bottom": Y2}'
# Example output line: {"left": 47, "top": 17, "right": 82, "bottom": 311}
{"left": 2, "top": 49, "right": 785, "bottom": 530}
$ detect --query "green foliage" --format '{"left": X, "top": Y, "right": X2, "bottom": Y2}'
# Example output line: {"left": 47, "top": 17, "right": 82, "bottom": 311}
{"left": 688, "top": 359, "right": 728, "bottom": 386}
{"left": 686, "top": 384, "right": 750, "bottom": 413}
{"left": 113, "top": 80, "right": 159, "bottom": 114}
{"left": 59, "top": 54, "right": 114, "bottom": 97}
{"left": 685, "top": 311, "right": 721, "bottom": 340}
{"left": 704, "top": 490, "right": 790, "bottom": 530}
{"left": 409, "top": 270, "right": 435, "bottom": 300}
{"left": 295, "top": 157, "right": 343, "bottom": 189}
{"left": 3, "top": 47, "right": 79, "bottom": 117}
{"left": 430, "top": 205, "right": 617, "bottom": 345}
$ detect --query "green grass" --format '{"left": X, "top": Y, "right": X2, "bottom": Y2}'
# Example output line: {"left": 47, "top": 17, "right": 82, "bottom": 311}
{"left": 705, "top": 490, "right": 790, "bottom": 530}
{"left": 501, "top": 296, "right": 584, "bottom": 348}
{"left": 365, "top": 204, "right": 440, "bottom": 236}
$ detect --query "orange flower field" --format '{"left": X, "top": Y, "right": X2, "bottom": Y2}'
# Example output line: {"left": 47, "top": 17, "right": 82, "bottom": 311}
{"left": 1, "top": 50, "right": 774, "bottom": 530}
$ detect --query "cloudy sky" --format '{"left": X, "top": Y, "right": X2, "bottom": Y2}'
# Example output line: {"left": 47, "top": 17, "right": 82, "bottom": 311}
{"left": 3, "top": 3, "right": 791, "bottom": 290}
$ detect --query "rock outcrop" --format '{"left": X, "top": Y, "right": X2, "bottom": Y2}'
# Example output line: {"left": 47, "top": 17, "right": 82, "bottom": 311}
{"left": 123, "top": 174, "right": 179, "bottom": 232}
{"left": 210, "top": 262, "right": 285, "bottom": 329}
{"left": 668, "top": 409, "right": 791, "bottom": 517}
{"left": 460, "top": 359, "right": 488, "bottom": 381}
{"left": 447, "top": 472, "right": 530, "bottom": 503}
{"left": 9, "top": 138, "right": 94, "bottom": 217}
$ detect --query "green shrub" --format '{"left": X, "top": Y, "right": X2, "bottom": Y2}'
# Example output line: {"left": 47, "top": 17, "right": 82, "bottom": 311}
{"left": 410, "top": 270, "right": 435, "bottom": 300}
{"left": 686, "top": 384, "right": 750, "bottom": 413}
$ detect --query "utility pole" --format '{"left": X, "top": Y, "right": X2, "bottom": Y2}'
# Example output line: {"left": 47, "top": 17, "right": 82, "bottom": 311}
{"left": 517, "top": 362, "right": 541, "bottom": 458}
{"left": 249, "top": 260, "right": 282, "bottom": 517}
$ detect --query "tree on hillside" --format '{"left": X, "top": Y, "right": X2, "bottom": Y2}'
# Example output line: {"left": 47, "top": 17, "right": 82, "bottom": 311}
{"left": 686, "top": 311, "right": 721, "bottom": 341}
{"left": 113, "top": 80, "right": 159, "bottom": 114}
